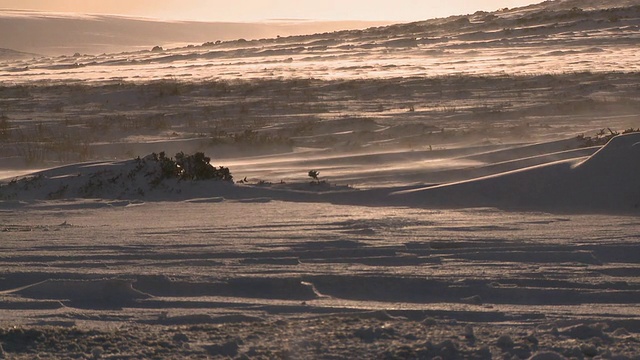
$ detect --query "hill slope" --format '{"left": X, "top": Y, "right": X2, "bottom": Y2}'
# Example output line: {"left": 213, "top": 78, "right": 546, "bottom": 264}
{"left": 0, "top": 10, "right": 389, "bottom": 56}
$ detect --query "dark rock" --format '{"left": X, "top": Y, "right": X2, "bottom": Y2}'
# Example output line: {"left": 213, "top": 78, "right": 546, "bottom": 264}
{"left": 560, "top": 324, "right": 608, "bottom": 340}
{"left": 203, "top": 340, "right": 239, "bottom": 357}
{"left": 497, "top": 334, "right": 514, "bottom": 349}
{"left": 172, "top": 333, "right": 189, "bottom": 343}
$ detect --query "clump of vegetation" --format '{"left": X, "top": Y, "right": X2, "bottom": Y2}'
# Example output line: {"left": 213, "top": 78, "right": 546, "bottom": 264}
{"left": 307, "top": 170, "right": 330, "bottom": 187}
{"left": 577, "top": 128, "right": 640, "bottom": 147}
{"left": 308, "top": 170, "right": 320, "bottom": 184}
{"left": 151, "top": 151, "right": 233, "bottom": 182}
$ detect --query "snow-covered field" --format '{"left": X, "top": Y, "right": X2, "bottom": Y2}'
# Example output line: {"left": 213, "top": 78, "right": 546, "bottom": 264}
{"left": 1, "top": 1, "right": 640, "bottom": 358}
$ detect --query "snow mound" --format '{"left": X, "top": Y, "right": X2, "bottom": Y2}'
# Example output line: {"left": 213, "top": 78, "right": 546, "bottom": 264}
{"left": 0, "top": 153, "right": 235, "bottom": 201}
{"left": 391, "top": 133, "right": 640, "bottom": 213}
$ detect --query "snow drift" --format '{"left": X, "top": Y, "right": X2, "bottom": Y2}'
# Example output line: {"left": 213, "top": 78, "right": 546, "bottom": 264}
{"left": 2, "top": 134, "right": 639, "bottom": 214}
{"left": 391, "top": 133, "right": 640, "bottom": 213}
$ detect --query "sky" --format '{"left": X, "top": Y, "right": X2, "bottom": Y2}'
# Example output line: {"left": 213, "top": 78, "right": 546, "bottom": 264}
{"left": 0, "top": 0, "right": 542, "bottom": 22}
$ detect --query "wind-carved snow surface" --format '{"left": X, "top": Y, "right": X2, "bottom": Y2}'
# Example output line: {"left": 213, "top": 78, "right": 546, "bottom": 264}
{"left": 391, "top": 133, "right": 640, "bottom": 213}
{"left": 1, "top": 1, "right": 640, "bottom": 358}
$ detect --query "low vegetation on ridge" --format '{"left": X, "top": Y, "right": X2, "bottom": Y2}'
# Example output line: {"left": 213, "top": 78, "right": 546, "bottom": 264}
{"left": 149, "top": 151, "right": 233, "bottom": 182}
{"left": 577, "top": 128, "right": 640, "bottom": 147}
{"left": 0, "top": 152, "right": 233, "bottom": 201}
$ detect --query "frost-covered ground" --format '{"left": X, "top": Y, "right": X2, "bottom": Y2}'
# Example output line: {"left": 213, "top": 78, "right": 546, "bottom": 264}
{"left": 1, "top": 0, "right": 640, "bottom": 359}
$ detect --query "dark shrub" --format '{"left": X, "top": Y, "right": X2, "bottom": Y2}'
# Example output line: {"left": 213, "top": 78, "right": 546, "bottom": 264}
{"left": 149, "top": 151, "right": 233, "bottom": 182}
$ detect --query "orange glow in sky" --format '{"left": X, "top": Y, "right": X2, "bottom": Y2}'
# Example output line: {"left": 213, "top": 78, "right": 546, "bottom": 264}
{"left": 0, "top": 0, "right": 540, "bottom": 21}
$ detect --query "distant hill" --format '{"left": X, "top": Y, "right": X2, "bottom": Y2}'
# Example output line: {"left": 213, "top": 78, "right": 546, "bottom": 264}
{"left": 0, "top": 47, "right": 39, "bottom": 60}
{"left": 1, "top": 0, "right": 638, "bottom": 56}
{"left": 0, "top": 10, "right": 391, "bottom": 56}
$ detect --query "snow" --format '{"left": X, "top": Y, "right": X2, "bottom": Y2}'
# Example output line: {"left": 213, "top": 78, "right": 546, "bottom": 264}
{"left": 390, "top": 133, "right": 640, "bottom": 213}
{"left": 2, "top": 132, "right": 639, "bottom": 214}
{"left": 1, "top": 0, "right": 640, "bottom": 358}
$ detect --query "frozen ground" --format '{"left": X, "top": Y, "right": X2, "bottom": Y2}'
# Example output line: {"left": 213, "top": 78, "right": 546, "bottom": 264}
{"left": 1, "top": 0, "right": 640, "bottom": 359}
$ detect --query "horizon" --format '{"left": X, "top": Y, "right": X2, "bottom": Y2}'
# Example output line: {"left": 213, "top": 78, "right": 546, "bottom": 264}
{"left": 0, "top": 8, "right": 393, "bottom": 26}
{"left": 0, "top": 0, "right": 542, "bottom": 22}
